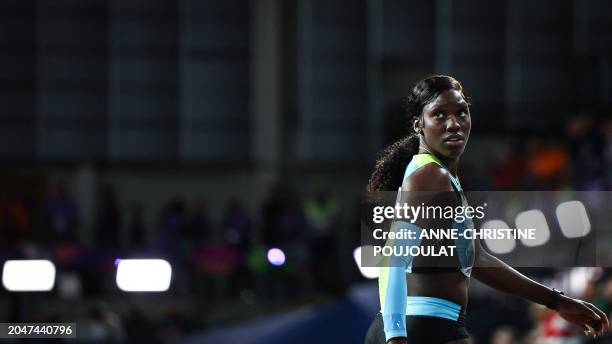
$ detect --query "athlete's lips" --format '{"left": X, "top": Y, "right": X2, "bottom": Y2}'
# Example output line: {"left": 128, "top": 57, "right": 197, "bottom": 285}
{"left": 443, "top": 134, "right": 465, "bottom": 142}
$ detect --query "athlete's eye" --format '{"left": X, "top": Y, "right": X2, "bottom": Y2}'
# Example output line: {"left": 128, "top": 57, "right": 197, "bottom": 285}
{"left": 433, "top": 112, "right": 444, "bottom": 119}
{"left": 458, "top": 111, "right": 468, "bottom": 117}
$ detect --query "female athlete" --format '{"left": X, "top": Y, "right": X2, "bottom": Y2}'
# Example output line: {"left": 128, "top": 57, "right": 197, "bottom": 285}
{"left": 364, "top": 75, "right": 609, "bottom": 343}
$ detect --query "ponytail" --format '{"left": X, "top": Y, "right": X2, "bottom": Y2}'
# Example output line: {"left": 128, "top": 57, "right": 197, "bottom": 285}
{"left": 367, "top": 135, "right": 419, "bottom": 192}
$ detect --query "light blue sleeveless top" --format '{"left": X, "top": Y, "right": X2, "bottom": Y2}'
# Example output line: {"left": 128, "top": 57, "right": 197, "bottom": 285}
{"left": 401, "top": 153, "right": 475, "bottom": 277}
{"left": 378, "top": 153, "right": 475, "bottom": 341}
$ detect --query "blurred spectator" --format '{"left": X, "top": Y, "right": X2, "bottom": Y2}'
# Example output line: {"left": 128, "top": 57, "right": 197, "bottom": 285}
{"left": 182, "top": 203, "right": 211, "bottom": 296}
{"left": 188, "top": 200, "right": 246, "bottom": 301}
{"left": 87, "top": 184, "right": 122, "bottom": 295}
{"left": 44, "top": 180, "right": 79, "bottom": 243}
{"left": 524, "top": 136, "right": 569, "bottom": 189}
{"left": 187, "top": 201, "right": 211, "bottom": 245}
{"left": 304, "top": 189, "right": 338, "bottom": 238}
{"left": 261, "top": 185, "right": 285, "bottom": 245}
{"left": 221, "top": 200, "right": 252, "bottom": 250}
{"left": 81, "top": 303, "right": 126, "bottom": 343}
{"left": 260, "top": 184, "right": 306, "bottom": 246}
{"left": 544, "top": 312, "right": 582, "bottom": 344}
{"left": 192, "top": 243, "right": 241, "bottom": 301}
{"left": 530, "top": 307, "right": 582, "bottom": 344}
{"left": 261, "top": 183, "right": 310, "bottom": 244}
{"left": 303, "top": 188, "right": 342, "bottom": 294}
{"left": 220, "top": 199, "right": 254, "bottom": 297}
{"left": 277, "top": 189, "right": 309, "bottom": 279}
{"left": 278, "top": 188, "right": 306, "bottom": 245}
{"left": 489, "top": 145, "right": 527, "bottom": 190}
{"left": 95, "top": 184, "right": 122, "bottom": 248}
{"left": 257, "top": 185, "right": 310, "bottom": 299}
{"left": 566, "top": 113, "right": 606, "bottom": 190}
{"left": 128, "top": 203, "right": 146, "bottom": 249}
{"left": 157, "top": 198, "right": 187, "bottom": 254}
{"left": 157, "top": 198, "right": 191, "bottom": 297}
{"left": 0, "top": 191, "right": 31, "bottom": 246}
{"left": 593, "top": 276, "right": 612, "bottom": 317}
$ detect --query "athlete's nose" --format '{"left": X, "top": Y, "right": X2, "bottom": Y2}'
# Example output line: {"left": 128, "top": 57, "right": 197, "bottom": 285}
{"left": 446, "top": 115, "right": 461, "bottom": 132}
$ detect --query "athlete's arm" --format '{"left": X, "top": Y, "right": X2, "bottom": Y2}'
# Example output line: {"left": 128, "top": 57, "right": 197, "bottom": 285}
{"left": 472, "top": 239, "right": 610, "bottom": 337}
{"left": 379, "top": 245, "right": 408, "bottom": 343}
{"left": 378, "top": 188, "right": 409, "bottom": 343}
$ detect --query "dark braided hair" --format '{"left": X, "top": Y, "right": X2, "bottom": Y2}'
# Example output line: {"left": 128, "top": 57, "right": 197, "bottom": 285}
{"left": 367, "top": 75, "right": 469, "bottom": 191}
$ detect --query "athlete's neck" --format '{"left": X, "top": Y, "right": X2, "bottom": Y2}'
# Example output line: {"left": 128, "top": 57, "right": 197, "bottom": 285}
{"left": 441, "top": 157, "right": 459, "bottom": 176}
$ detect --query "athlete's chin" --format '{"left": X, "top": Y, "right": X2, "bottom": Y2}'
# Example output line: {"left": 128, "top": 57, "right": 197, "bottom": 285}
{"left": 438, "top": 139, "right": 467, "bottom": 158}
{"left": 440, "top": 146, "right": 466, "bottom": 159}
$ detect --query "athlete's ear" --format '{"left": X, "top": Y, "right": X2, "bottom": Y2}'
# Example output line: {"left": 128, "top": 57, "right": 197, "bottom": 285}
{"left": 413, "top": 119, "right": 422, "bottom": 135}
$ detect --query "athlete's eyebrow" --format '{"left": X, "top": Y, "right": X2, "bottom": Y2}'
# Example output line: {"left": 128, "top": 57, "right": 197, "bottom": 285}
{"left": 429, "top": 102, "right": 469, "bottom": 113}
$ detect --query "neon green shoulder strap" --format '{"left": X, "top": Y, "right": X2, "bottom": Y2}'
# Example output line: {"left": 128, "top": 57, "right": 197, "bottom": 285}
{"left": 404, "top": 153, "right": 462, "bottom": 191}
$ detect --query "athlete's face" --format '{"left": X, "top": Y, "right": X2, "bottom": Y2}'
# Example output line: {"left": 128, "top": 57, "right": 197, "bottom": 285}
{"left": 418, "top": 89, "right": 471, "bottom": 159}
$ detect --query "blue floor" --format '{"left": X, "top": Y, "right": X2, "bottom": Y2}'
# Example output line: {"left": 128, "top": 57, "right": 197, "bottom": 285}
{"left": 185, "top": 282, "right": 379, "bottom": 344}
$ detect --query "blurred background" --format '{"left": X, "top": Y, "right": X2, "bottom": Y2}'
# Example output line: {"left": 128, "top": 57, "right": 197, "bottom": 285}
{"left": 0, "top": 0, "right": 611, "bottom": 343}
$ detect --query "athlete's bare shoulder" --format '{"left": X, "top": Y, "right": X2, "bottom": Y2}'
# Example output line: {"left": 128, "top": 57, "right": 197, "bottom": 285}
{"left": 404, "top": 163, "right": 453, "bottom": 192}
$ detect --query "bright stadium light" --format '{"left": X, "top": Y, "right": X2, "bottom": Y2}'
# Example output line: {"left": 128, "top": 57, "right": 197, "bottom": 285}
{"left": 353, "top": 246, "right": 380, "bottom": 279}
{"left": 2, "top": 260, "right": 56, "bottom": 292}
{"left": 516, "top": 209, "right": 550, "bottom": 247}
{"left": 482, "top": 220, "right": 516, "bottom": 254}
{"left": 556, "top": 201, "right": 591, "bottom": 238}
{"left": 116, "top": 259, "right": 172, "bottom": 292}
{"left": 267, "top": 248, "right": 286, "bottom": 267}
{"left": 568, "top": 267, "right": 601, "bottom": 296}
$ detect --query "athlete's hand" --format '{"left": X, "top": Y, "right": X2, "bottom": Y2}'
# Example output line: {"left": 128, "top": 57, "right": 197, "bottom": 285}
{"left": 556, "top": 295, "right": 609, "bottom": 338}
